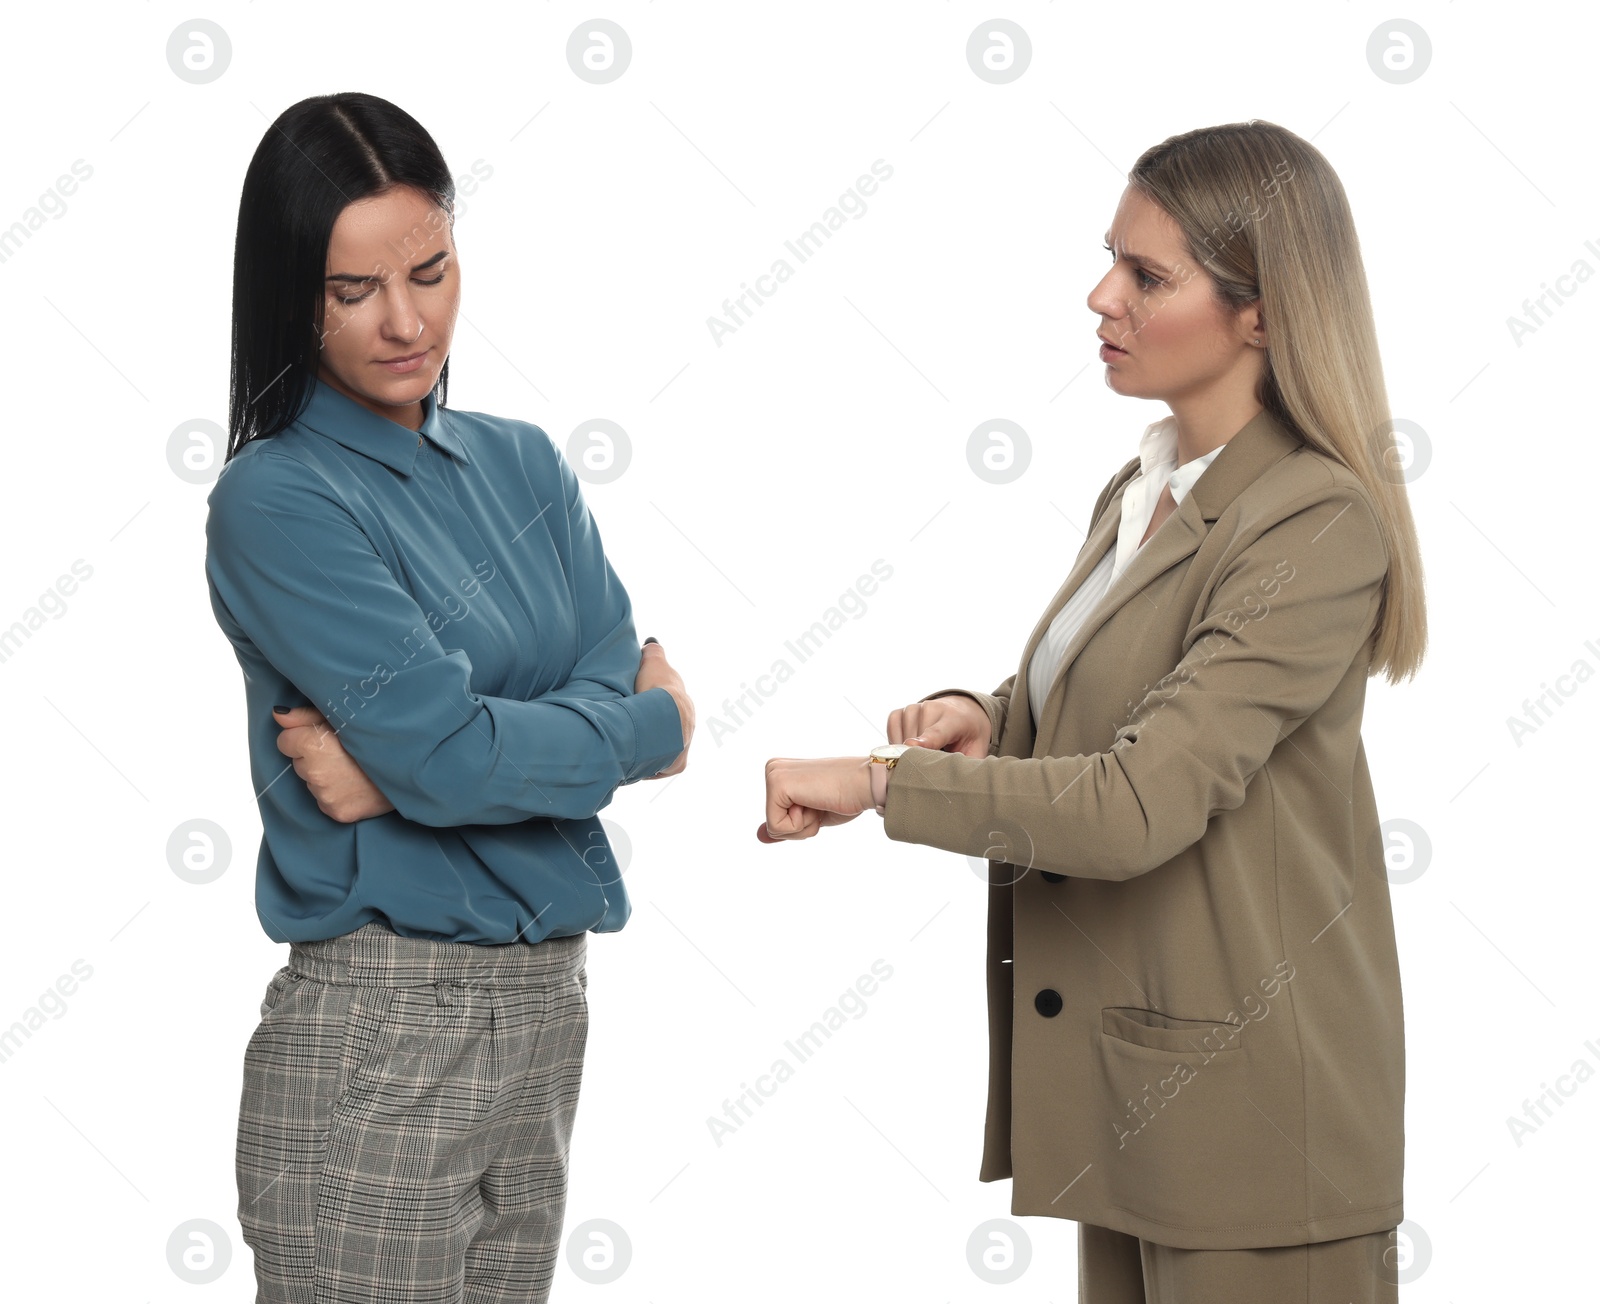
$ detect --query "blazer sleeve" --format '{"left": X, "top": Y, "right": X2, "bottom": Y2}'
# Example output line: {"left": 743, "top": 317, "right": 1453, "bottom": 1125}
{"left": 880, "top": 481, "right": 1389, "bottom": 879}
{"left": 204, "top": 448, "right": 684, "bottom": 828}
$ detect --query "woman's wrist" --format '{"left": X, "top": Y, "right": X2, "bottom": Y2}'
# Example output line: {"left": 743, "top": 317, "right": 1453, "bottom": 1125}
{"left": 869, "top": 755, "right": 890, "bottom": 814}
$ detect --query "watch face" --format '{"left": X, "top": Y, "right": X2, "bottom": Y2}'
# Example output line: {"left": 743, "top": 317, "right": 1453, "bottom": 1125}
{"left": 873, "top": 743, "right": 912, "bottom": 761}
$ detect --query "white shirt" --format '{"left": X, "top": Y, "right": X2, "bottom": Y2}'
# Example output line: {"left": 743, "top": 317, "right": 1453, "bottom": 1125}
{"left": 1026, "top": 416, "right": 1225, "bottom": 729}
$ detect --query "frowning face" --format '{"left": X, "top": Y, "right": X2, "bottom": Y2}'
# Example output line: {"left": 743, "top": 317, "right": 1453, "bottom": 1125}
{"left": 316, "top": 184, "right": 461, "bottom": 431}
{"left": 1088, "top": 186, "right": 1262, "bottom": 410}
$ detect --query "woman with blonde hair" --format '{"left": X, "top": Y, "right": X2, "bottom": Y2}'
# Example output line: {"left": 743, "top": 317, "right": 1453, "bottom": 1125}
{"left": 761, "top": 119, "right": 1423, "bottom": 1303}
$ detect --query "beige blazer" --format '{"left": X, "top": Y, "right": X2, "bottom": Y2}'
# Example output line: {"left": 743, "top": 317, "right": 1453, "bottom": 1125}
{"left": 881, "top": 406, "right": 1404, "bottom": 1250}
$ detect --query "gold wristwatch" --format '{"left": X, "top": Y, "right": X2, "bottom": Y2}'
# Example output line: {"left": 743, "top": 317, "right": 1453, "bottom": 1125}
{"left": 868, "top": 743, "right": 911, "bottom": 815}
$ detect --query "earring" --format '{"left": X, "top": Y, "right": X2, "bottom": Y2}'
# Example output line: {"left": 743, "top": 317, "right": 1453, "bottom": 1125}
{"left": 1253, "top": 338, "right": 1261, "bottom": 345}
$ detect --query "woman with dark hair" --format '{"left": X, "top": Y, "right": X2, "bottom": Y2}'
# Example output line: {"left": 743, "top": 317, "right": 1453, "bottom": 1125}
{"left": 760, "top": 120, "right": 1424, "bottom": 1302}
{"left": 205, "top": 92, "right": 694, "bottom": 1302}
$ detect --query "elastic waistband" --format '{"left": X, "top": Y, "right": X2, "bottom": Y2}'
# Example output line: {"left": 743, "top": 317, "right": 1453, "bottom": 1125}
{"left": 288, "top": 921, "right": 585, "bottom": 988}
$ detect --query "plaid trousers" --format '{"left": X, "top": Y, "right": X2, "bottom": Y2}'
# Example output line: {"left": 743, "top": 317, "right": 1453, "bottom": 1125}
{"left": 237, "top": 920, "right": 588, "bottom": 1303}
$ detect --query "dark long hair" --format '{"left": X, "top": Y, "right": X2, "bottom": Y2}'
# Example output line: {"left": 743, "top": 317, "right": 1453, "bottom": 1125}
{"left": 226, "top": 92, "right": 455, "bottom": 463}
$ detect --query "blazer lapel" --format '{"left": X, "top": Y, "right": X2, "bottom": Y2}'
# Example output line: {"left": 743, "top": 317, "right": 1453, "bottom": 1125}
{"left": 1005, "top": 407, "right": 1304, "bottom": 750}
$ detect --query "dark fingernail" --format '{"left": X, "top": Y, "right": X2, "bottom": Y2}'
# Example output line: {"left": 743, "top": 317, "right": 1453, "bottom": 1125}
{"left": 643, "top": 636, "right": 658, "bottom": 645}
{"left": 273, "top": 705, "right": 290, "bottom": 713}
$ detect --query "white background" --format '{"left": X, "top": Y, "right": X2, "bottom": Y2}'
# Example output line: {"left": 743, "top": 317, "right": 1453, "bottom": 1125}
{"left": 0, "top": 2, "right": 1594, "bottom": 1299}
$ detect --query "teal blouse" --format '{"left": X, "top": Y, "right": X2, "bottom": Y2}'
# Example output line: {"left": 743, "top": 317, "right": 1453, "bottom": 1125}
{"left": 204, "top": 377, "right": 683, "bottom": 944}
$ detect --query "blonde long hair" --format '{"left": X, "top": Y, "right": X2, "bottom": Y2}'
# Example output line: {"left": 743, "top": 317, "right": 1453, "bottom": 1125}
{"left": 1131, "top": 120, "right": 1426, "bottom": 683}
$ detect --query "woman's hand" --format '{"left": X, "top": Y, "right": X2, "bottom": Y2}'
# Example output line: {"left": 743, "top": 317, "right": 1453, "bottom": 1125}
{"left": 758, "top": 757, "right": 874, "bottom": 843}
{"left": 888, "top": 693, "right": 991, "bottom": 757}
{"left": 634, "top": 639, "right": 695, "bottom": 777}
{"left": 271, "top": 705, "right": 396, "bottom": 823}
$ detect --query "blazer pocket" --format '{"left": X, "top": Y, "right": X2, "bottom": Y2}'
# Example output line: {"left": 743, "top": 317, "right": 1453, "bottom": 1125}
{"left": 1094, "top": 1004, "right": 1298, "bottom": 1230}
{"left": 1102, "top": 1006, "right": 1244, "bottom": 1056}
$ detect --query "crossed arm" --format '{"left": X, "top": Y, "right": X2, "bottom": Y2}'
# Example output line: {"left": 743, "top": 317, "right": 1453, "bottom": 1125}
{"left": 271, "top": 638, "right": 692, "bottom": 823}
{"left": 206, "top": 441, "right": 693, "bottom": 827}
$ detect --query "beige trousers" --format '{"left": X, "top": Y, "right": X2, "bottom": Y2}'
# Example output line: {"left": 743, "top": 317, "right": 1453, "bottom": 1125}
{"left": 1078, "top": 1221, "right": 1401, "bottom": 1303}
